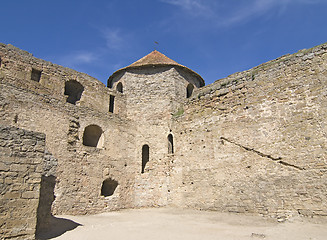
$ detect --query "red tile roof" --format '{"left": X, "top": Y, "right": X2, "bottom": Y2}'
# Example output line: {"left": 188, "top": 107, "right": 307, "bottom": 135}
{"left": 108, "top": 50, "right": 205, "bottom": 87}
{"left": 128, "top": 50, "right": 182, "bottom": 67}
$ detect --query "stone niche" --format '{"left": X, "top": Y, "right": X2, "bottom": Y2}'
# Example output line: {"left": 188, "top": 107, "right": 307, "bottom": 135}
{"left": 64, "top": 80, "right": 84, "bottom": 105}
{"left": 101, "top": 178, "right": 119, "bottom": 197}
{"left": 82, "top": 124, "right": 104, "bottom": 148}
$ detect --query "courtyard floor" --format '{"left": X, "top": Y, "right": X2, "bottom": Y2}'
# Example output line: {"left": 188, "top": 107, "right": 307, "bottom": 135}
{"left": 42, "top": 208, "right": 327, "bottom": 240}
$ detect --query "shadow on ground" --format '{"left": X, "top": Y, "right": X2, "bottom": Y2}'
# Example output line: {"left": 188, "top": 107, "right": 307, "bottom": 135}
{"left": 36, "top": 215, "right": 82, "bottom": 240}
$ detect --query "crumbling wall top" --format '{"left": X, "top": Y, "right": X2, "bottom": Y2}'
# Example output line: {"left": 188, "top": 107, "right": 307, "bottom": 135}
{"left": 190, "top": 42, "right": 327, "bottom": 101}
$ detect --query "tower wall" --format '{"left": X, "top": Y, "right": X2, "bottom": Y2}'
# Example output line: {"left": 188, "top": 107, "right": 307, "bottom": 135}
{"left": 105, "top": 54, "right": 205, "bottom": 207}
{"left": 109, "top": 65, "right": 201, "bottom": 207}
{"left": 111, "top": 66, "right": 199, "bottom": 122}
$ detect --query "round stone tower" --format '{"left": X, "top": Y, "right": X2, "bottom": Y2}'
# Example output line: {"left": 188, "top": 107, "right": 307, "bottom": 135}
{"left": 107, "top": 51, "right": 205, "bottom": 207}
{"left": 108, "top": 50, "right": 204, "bottom": 122}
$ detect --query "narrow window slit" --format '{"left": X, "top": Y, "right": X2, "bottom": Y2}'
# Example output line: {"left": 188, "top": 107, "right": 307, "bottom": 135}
{"left": 141, "top": 144, "right": 149, "bottom": 173}
{"left": 168, "top": 134, "right": 174, "bottom": 154}
{"left": 109, "top": 95, "right": 115, "bottom": 113}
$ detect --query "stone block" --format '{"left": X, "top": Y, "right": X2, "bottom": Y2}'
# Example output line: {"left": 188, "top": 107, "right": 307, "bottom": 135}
{"left": 21, "top": 190, "right": 39, "bottom": 199}
{"left": 10, "top": 164, "right": 29, "bottom": 172}
{"left": 34, "top": 143, "right": 45, "bottom": 153}
{"left": 3, "top": 191, "right": 20, "bottom": 199}
{"left": 0, "top": 161, "right": 10, "bottom": 171}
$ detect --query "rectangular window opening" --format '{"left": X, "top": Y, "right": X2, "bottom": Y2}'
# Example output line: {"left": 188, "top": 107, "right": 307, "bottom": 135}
{"left": 109, "top": 95, "right": 115, "bottom": 113}
{"left": 31, "top": 68, "right": 42, "bottom": 82}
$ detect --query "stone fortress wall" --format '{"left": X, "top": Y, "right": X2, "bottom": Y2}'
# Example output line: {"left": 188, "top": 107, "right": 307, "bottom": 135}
{"left": 169, "top": 44, "right": 327, "bottom": 218}
{"left": 0, "top": 43, "right": 140, "bottom": 217}
{"left": 0, "top": 42, "right": 326, "bottom": 239}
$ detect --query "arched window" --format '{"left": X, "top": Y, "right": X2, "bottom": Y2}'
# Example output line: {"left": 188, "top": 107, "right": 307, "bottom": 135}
{"left": 64, "top": 80, "right": 84, "bottom": 104}
{"left": 82, "top": 125, "right": 103, "bottom": 148}
{"left": 168, "top": 134, "right": 174, "bottom": 154}
{"left": 116, "top": 82, "right": 123, "bottom": 93}
{"left": 141, "top": 144, "right": 149, "bottom": 174}
{"left": 186, "top": 84, "right": 194, "bottom": 98}
{"left": 101, "top": 178, "right": 118, "bottom": 197}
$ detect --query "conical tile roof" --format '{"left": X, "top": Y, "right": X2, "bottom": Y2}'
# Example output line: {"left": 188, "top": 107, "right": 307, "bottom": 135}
{"left": 128, "top": 50, "right": 182, "bottom": 67}
{"left": 108, "top": 50, "right": 204, "bottom": 87}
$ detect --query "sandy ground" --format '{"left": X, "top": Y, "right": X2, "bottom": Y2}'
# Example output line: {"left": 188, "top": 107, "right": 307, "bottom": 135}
{"left": 45, "top": 208, "right": 327, "bottom": 240}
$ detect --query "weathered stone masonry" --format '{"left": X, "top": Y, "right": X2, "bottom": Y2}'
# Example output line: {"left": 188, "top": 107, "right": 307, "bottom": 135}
{"left": 0, "top": 126, "right": 48, "bottom": 239}
{"left": 0, "top": 42, "right": 327, "bottom": 239}
{"left": 169, "top": 44, "right": 327, "bottom": 218}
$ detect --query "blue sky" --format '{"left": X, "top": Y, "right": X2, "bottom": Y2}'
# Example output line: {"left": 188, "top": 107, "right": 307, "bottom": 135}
{"left": 1, "top": 0, "right": 327, "bottom": 85}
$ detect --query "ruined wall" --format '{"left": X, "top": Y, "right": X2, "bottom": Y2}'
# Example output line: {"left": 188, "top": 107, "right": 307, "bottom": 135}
{"left": 0, "top": 43, "right": 124, "bottom": 115}
{"left": 0, "top": 125, "right": 46, "bottom": 240}
{"left": 168, "top": 43, "right": 327, "bottom": 218}
{"left": 0, "top": 43, "right": 140, "bottom": 215}
{"left": 0, "top": 79, "right": 140, "bottom": 215}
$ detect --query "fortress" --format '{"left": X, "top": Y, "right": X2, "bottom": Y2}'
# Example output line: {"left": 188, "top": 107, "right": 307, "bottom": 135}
{"left": 1, "top": 42, "right": 327, "bottom": 239}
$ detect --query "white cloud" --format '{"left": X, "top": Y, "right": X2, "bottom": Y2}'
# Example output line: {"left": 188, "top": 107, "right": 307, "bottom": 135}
{"left": 160, "top": 0, "right": 322, "bottom": 27}
{"left": 160, "top": 0, "right": 213, "bottom": 17}
{"left": 101, "top": 28, "right": 127, "bottom": 50}
{"left": 57, "top": 51, "right": 98, "bottom": 69}
{"left": 72, "top": 52, "right": 96, "bottom": 63}
{"left": 223, "top": 0, "right": 323, "bottom": 26}
{"left": 161, "top": 0, "right": 203, "bottom": 10}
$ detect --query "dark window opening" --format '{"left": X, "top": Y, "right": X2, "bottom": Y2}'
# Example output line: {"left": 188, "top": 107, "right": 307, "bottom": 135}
{"left": 186, "top": 84, "right": 194, "bottom": 98}
{"left": 116, "top": 82, "right": 123, "bottom": 93}
{"left": 141, "top": 144, "right": 149, "bottom": 174}
{"left": 0, "top": 57, "right": 2, "bottom": 68}
{"left": 82, "top": 125, "right": 103, "bottom": 147}
{"left": 64, "top": 80, "right": 84, "bottom": 105}
{"left": 13, "top": 114, "right": 18, "bottom": 124}
{"left": 108, "top": 79, "right": 113, "bottom": 88}
{"left": 168, "top": 134, "right": 174, "bottom": 154}
{"left": 31, "top": 68, "right": 42, "bottom": 82}
{"left": 109, "top": 95, "right": 115, "bottom": 113}
{"left": 101, "top": 178, "right": 118, "bottom": 197}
